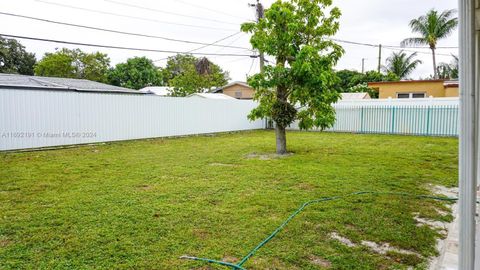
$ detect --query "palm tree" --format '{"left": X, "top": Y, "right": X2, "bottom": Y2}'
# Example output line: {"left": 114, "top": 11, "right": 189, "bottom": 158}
{"left": 401, "top": 9, "right": 458, "bottom": 79}
{"left": 383, "top": 51, "right": 422, "bottom": 79}
{"left": 437, "top": 55, "right": 459, "bottom": 79}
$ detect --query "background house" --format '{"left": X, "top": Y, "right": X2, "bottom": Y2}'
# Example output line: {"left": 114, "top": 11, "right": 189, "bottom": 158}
{"left": 368, "top": 80, "right": 459, "bottom": 99}
{"left": 340, "top": 92, "right": 371, "bottom": 100}
{"left": 213, "top": 81, "right": 254, "bottom": 99}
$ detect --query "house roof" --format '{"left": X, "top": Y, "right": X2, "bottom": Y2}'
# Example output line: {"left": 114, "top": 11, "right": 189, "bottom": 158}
{"left": 367, "top": 79, "right": 447, "bottom": 86}
{"left": 340, "top": 92, "right": 371, "bottom": 100}
{"left": 139, "top": 86, "right": 173, "bottom": 96}
{"left": 188, "top": 93, "right": 236, "bottom": 99}
{"left": 212, "top": 81, "right": 251, "bottom": 93}
{"left": 0, "top": 73, "right": 144, "bottom": 94}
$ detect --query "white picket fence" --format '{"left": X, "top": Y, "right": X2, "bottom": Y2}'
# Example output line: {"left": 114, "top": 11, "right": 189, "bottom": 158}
{"left": 0, "top": 88, "right": 264, "bottom": 151}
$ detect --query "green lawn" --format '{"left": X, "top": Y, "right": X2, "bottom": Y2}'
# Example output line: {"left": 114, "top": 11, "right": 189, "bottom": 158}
{"left": 0, "top": 131, "right": 458, "bottom": 269}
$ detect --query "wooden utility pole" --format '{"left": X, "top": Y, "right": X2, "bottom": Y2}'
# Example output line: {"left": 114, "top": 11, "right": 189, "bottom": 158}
{"left": 377, "top": 44, "right": 382, "bottom": 72}
{"left": 250, "top": 0, "right": 265, "bottom": 72}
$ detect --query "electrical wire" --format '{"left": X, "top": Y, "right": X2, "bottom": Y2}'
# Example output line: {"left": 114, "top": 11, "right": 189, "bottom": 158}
{"left": 180, "top": 191, "right": 459, "bottom": 269}
{"left": 0, "top": 33, "right": 256, "bottom": 57}
{"left": 0, "top": 12, "right": 250, "bottom": 50}
{"left": 153, "top": 32, "right": 244, "bottom": 62}
{"left": 103, "top": 0, "right": 241, "bottom": 26}
{"left": 34, "top": 0, "right": 237, "bottom": 32}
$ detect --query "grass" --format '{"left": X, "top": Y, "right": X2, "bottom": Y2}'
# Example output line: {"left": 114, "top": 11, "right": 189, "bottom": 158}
{"left": 0, "top": 130, "right": 458, "bottom": 269}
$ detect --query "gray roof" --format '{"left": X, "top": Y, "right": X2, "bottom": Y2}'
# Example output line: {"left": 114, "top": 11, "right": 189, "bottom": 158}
{"left": 0, "top": 73, "right": 145, "bottom": 94}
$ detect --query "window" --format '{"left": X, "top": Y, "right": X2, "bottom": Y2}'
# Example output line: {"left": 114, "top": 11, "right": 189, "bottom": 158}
{"left": 412, "top": 93, "right": 426, "bottom": 98}
{"left": 396, "top": 92, "right": 426, "bottom": 99}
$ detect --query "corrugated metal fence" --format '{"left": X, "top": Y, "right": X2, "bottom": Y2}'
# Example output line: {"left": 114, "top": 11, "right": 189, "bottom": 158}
{"left": 0, "top": 88, "right": 264, "bottom": 151}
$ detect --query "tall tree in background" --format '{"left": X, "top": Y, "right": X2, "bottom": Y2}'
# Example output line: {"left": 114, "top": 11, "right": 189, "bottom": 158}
{"left": 437, "top": 55, "right": 458, "bottom": 79}
{"left": 107, "top": 57, "right": 163, "bottom": 90}
{"left": 162, "top": 54, "right": 229, "bottom": 96}
{"left": 401, "top": 9, "right": 458, "bottom": 79}
{"left": 383, "top": 51, "right": 422, "bottom": 79}
{"left": 242, "top": 0, "right": 344, "bottom": 154}
{"left": 0, "top": 36, "right": 36, "bottom": 75}
{"left": 35, "top": 48, "right": 110, "bottom": 82}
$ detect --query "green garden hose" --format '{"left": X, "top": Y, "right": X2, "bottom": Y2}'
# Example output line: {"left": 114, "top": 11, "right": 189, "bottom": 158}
{"left": 180, "top": 191, "right": 458, "bottom": 270}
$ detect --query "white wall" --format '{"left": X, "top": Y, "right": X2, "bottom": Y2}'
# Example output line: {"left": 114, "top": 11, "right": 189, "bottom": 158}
{"left": 0, "top": 88, "right": 264, "bottom": 151}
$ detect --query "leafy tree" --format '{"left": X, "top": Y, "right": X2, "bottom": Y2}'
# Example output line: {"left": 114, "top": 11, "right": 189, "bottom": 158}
{"left": 437, "top": 55, "right": 458, "bottom": 79}
{"left": 383, "top": 51, "right": 422, "bottom": 79}
{"left": 35, "top": 48, "right": 110, "bottom": 82}
{"left": 107, "top": 57, "right": 163, "bottom": 90}
{"left": 334, "top": 70, "right": 399, "bottom": 98}
{"left": 401, "top": 9, "right": 458, "bottom": 79}
{"left": 242, "top": 0, "right": 344, "bottom": 154}
{"left": 163, "top": 54, "right": 229, "bottom": 96}
{"left": 0, "top": 36, "right": 36, "bottom": 75}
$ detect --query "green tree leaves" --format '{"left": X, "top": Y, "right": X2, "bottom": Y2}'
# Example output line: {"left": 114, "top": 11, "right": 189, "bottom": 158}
{"left": 0, "top": 36, "right": 36, "bottom": 75}
{"left": 383, "top": 51, "right": 422, "bottom": 79}
{"left": 107, "top": 57, "right": 163, "bottom": 90}
{"left": 163, "top": 54, "right": 229, "bottom": 97}
{"left": 34, "top": 48, "right": 110, "bottom": 82}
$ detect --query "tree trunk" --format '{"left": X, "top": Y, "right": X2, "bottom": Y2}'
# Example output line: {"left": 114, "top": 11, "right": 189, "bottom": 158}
{"left": 431, "top": 47, "right": 437, "bottom": 79}
{"left": 275, "top": 124, "right": 287, "bottom": 155}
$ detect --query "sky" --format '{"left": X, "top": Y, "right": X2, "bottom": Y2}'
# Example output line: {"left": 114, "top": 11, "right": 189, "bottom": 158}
{"left": 1, "top": 0, "right": 459, "bottom": 82}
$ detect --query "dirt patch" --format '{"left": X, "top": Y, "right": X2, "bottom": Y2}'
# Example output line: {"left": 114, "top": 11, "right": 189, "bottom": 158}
{"left": 413, "top": 213, "right": 447, "bottom": 232}
{"left": 137, "top": 184, "right": 154, "bottom": 191}
{"left": 296, "top": 182, "right": 316, "bottom": 191}
{"left": 0, "top": 235, "right": 11, "bottom": 247}
{"left": 309, "top": 255, "right": 332, "bottom": 267}
{"left": 246, "top": 152, "right": 294, "bottom": 160}
{"left": 222, "top": 255, "right": 239, "bottom": 263}
{"left": 192, "top": 229, "right": 210, "bottom": 240}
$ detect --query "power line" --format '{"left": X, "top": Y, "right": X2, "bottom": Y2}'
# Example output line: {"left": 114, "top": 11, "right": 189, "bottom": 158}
{"left": 0, "top": 33, "right": 257, "bottom": 57}
{"left": 103, "top": 0, "right": 240, "bottom": 26}
{"left": 153, "top": 32, "right": 245, "bottom": 62}
{"left": 175, "top": 0, "right": 250, "bottom": 21}
{"left": 0, "top": 12, "right": 250, "bottom": 50}
{"left": 329, "top": 37, "right": 458, "bottom": 50}
{"left": 34, "top": 0, "right": 237, "bottom": 32}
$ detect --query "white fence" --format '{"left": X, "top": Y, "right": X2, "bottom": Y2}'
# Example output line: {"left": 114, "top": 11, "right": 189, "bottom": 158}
{"left": 0, "top": 88, "right": 264, "bottom": 151}
{"left": 289, "top": 98, "right": 459, "bottom": 137}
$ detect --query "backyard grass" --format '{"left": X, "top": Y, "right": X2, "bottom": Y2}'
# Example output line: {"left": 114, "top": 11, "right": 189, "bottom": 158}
{"left": 0, "top": 130, "right": 458, "bottom": 269}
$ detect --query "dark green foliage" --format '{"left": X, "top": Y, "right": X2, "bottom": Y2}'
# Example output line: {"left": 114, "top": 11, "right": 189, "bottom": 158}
{"left": 162, "top": 54, "right": 229, "bottom": 97}
{"left": 383, "top": 51, "right": 422, "bottom": 79}
{"left": 35, "top": 48, "right": 110, "bottom": 82}
{"left": 334, "top": 70, "right": 399, "bottom": 98}
{"left": 107, "top": 57, "right": 163, "bottom": 90}
{"left": 0, "top": 36, "right": 36, "bottom": 75}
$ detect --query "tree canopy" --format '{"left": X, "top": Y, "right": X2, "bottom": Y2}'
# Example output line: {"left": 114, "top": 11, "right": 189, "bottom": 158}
{"left": 242, "top": 0, "right": 344, "bottom": 154}
{"left": 107, "top": 57, "right": 163, "bottom": 90}
{"left": 437, "top": 55, "right": 458, "bottom": 80}
{"left": 162, "top": 54, "right": 229, "bottom": 97}
{"left": 401, "top": 9, "right": 458, "bottom": 79}
{"left": 334, "top": 70, "right": 399, "bottom": 98}
{"left": 0, "top": 36, "right": 36, "bottom": 75}
{"left": 35, "top": 48, "right": 110, "bottom": 82}
{"left": 383, "top": 51, "right": 422, "bottom": 79}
